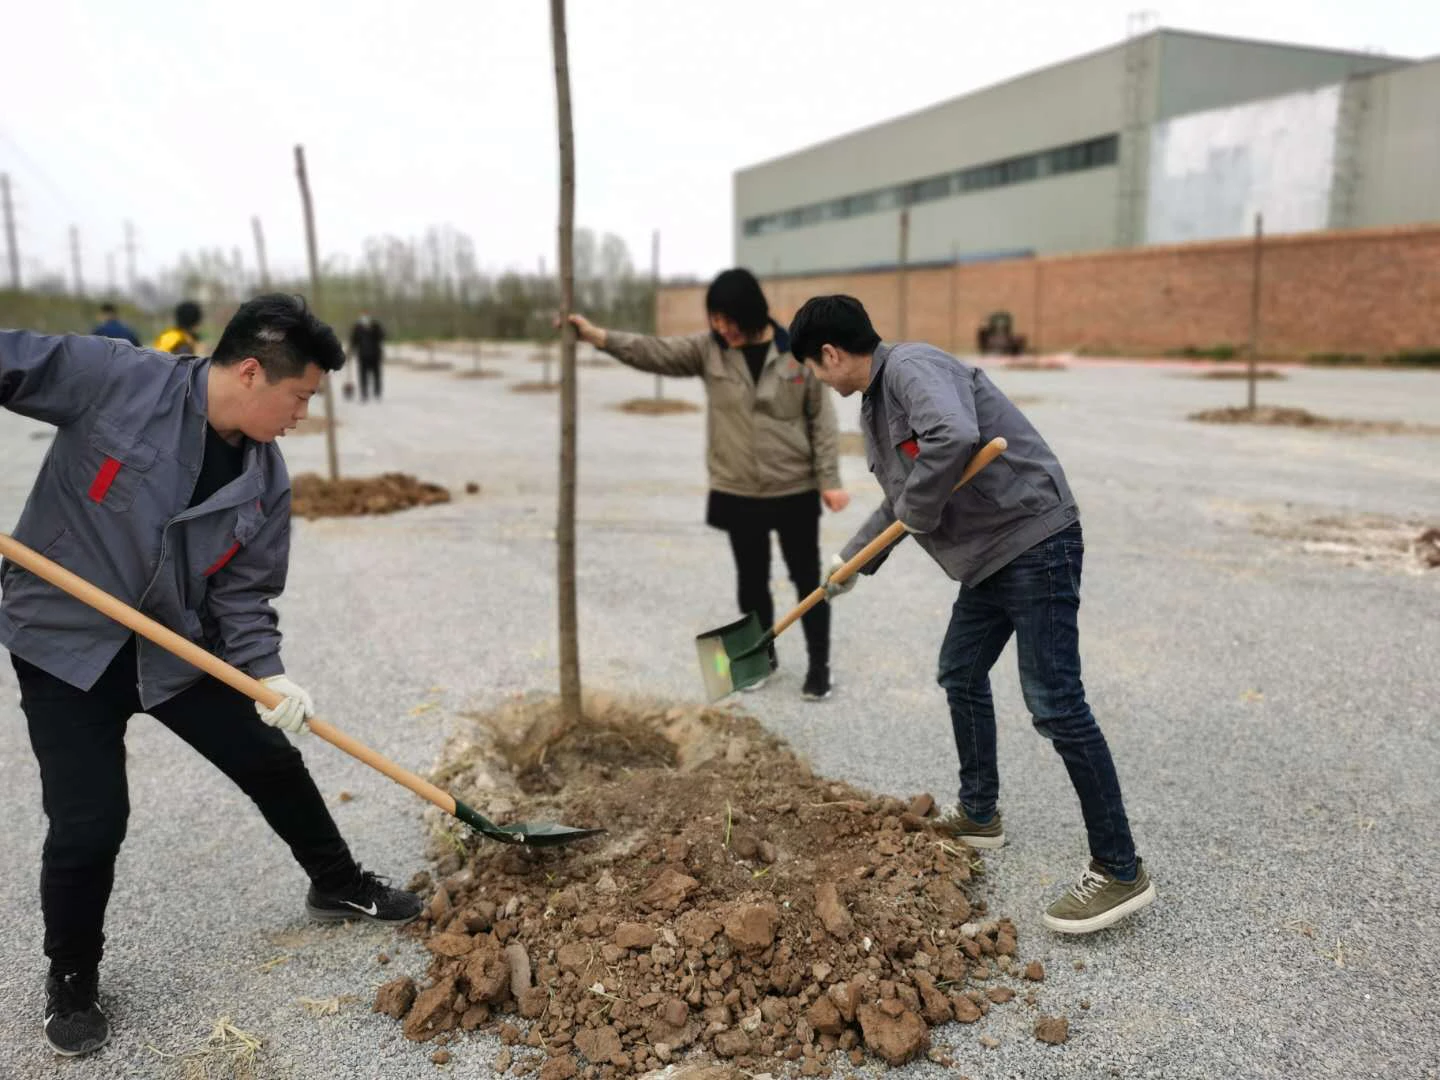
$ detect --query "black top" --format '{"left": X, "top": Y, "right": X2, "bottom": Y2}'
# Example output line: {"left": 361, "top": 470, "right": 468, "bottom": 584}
{"left": 740, "top": 342, "right": 769, "bottom": 384}
{"left": 189, "top": 425, "right": 246, "bottom": 508}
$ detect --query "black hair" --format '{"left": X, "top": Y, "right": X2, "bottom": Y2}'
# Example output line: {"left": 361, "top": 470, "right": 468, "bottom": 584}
{"left": 787, "top": 295, "right": 882, "bottom": 363}
{"left": 210, "top": 293, "right": 346, "bottom": 380}
{"left": 174, "top": 300, "right": 203, "bottom": 330}
{"left": 99, "top": 302, "right": 118, "bottom": 316}
{"left": 704, "top": 267, "right": 790, "bottom": 350}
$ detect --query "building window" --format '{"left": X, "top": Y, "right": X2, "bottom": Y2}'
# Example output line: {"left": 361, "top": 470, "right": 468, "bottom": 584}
{"left": 740, "top": 132, "right": 1119, "bottom": 237}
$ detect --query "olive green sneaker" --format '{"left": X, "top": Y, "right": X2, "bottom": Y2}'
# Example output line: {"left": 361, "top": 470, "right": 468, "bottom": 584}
{"left": 933, "top": 805, "right": 1005, "bottom": 850}
{"left": 1043, "top": 858, "right": 1156, "bottom": 934}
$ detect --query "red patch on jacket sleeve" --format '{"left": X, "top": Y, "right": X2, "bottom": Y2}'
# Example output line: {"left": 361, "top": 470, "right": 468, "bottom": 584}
{"left": 899, "top": 438, "right": 920, "bottom": 460}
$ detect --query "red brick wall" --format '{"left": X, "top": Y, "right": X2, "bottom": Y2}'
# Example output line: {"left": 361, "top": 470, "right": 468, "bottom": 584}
{"left": 658, "top": 224, "right": 1440, "bottom": 357}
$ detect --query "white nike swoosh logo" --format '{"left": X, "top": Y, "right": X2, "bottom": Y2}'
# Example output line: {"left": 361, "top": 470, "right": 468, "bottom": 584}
{"left": 342, "top": 900, "right": 378, "bottom": 916}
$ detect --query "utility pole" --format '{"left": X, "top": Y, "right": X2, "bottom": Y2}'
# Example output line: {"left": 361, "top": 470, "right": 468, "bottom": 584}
{"left": 1247, "top": 212, "right": 1264, "bottom": 413}
{"left": 294, "top": 144, "right": 341, "bottom": 481}
{"left": 124, "top": 220, "right": 137, "bottom": 296}
{"left": 106, "top": 251, "right": 117, "bottom": 297}
{"left": 1, "top": 174, "right": 20, "bottom": 289}
{"left": 70, "top": 226, "right": 84, "bottom": 297}
{"left": 652, "top": 228, "right": 663, "bottom": 401}
{"left": 251, "top": 216, "right": 270, "bottom": 287}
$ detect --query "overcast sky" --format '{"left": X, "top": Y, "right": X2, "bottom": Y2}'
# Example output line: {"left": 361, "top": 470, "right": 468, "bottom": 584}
{"left": 2, "top": 0, "right": 1436, "bottom": 291}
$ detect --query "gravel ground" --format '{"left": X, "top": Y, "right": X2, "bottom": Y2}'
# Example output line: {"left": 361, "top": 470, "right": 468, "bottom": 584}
{"left": 1, "top": 343, "right": 1436, "bottom": 1079}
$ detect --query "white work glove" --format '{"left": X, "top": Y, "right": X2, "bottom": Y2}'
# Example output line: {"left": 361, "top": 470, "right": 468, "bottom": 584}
{"left": 823, "top": 554, "right": 858, "bottom": 599}
{"left": 256, "top": 675, "right": 314, "bottom": 735}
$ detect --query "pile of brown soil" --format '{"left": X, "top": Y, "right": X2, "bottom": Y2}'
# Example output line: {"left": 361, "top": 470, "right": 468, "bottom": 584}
{"left": 511, "top": 382, "right": 561, "bottom": 395}
{"left": 375, "top": 696, "right": 1063, "bottom": 1077}
{"left": 1191, "top": 406, "right": 1440, "bottom": 435}
{"left": 456, "top": 369, "right": 504, "bottom": 380}
{"left": 995, "top": 359, "right": 1067, "bottom": 371}
{"left": 615, "top": 399, "right": 701, "bottom": 416}
{"left": 290, "top": 473, "right": 452, "bottom": 519}
{"left": 1194, "top": 369, "right": 1286, "bottom": 381}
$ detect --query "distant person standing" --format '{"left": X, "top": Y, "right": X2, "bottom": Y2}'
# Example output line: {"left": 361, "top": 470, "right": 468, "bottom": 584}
{"left": 90, "top": 304, "right": 140, "bottom": 347}
{"left": 349, "top": 312, "right": 385, "bottom": 403}
{"left": 153, "top": 301, "right": 203, "bottom": 355}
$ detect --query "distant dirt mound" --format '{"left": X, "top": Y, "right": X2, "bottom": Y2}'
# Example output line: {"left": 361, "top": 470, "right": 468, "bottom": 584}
{"left": 1191, "top": 406, "right": 1440, "bottom": 435}
{"left": 291, "top": 473, "right": 451, "bottom": 519}
{"left": 616, "top": 399, "right": 701, "bottom": 416}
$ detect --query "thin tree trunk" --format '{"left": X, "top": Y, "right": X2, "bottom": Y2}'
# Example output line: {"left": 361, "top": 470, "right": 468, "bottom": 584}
{"left": 551, "top": 0, "right": 581, "bottom": 724}
{"left": 294, "top": 145, "right": 341, "bottom": 480}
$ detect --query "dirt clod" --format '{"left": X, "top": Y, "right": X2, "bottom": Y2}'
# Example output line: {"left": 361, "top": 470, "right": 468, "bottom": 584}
{"left": 858, "top": 1003, "right": 929, "bottom": 1065}
{"left": 431, "top": 1049, "right": 451, "bottom": 1065}
{"left": 1416, "top": 528, "right": 1440, "bottom": 568}
{"left": 1035, "top": 1016, "right": 1071, "bottom": 1044}
{"left": 814, "top": 882, "right": 854, "bottom": 940}
{"left": 373, "top": 976, "right": 416, "bottom": 1019}
{"left": 1024, "top": 960, "right": 1045, "bottom": 981}
{"left": 291, "top": 472, "right": 451, "bottom": 519}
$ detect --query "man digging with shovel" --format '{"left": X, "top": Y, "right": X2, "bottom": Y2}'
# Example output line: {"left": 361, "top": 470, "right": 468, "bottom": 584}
{"left": 1, "top": 294, "right": 422, "bottom": 1057}
{"left": 788, "top": 295, "right": 1156, "bottom": 935}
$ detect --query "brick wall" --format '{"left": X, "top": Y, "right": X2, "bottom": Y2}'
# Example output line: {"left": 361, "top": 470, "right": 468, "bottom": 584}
{"left": 657, "top": 224, "right": 1440, "bottom": 357}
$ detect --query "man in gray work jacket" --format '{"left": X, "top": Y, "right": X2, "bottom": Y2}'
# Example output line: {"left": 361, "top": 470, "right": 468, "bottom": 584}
{"left": 1, "top": 294, "right": 420, "bottom": 1058}
{"left": 788, "top": 294, "right": 1155, "bottom": 936}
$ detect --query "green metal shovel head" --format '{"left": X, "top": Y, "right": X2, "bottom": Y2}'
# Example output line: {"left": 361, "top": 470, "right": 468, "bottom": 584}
{"left": 454, "top": 799, "right": 605, "bottom": 847}
{"left": 695, "top": 612, "right": 774, "bottom": 702}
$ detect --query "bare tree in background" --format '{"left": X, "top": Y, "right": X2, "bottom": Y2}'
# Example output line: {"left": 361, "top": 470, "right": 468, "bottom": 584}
{"left": 551, "top": 0, "right": 581, "bottom": 724}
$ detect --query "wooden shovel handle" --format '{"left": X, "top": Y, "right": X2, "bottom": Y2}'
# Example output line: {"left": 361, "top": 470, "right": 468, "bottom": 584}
{"left": 770, "top": 435, "right": 1008, "bottom": 638}
{"left": 0, "top": 533, "right": 459, "bottom": 816}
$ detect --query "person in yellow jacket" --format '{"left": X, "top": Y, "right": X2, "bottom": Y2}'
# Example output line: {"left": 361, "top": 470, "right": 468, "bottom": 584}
{"left": 153, "top": 300, "right": 203, "bottom": 355}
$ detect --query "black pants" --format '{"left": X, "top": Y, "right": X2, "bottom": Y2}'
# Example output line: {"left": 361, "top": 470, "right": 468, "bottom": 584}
{"left": 13, "top": 639, "right": 356, "bottom": 976}
{"left": 726, "top": 515, "right": 829, "bottom": 670}
{"left": 359, "top": 358, "right": 382, "bottom": 401}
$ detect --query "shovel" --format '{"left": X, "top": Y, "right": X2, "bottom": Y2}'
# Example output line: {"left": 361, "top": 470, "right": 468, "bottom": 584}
{"left": 0, "top": 533, "right": 603, "bottom": 848}
{"left": 695, "top": 435, "right": 1008, "bottom": 701}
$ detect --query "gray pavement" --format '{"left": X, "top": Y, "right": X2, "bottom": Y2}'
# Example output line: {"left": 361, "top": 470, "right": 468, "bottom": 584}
{"left": 0, "top": 344, "right": 1436, "bottom": 1079}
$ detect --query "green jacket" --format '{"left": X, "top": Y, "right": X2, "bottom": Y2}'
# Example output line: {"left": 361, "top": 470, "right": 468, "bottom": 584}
{"left": 603, "top": 331, "right": 841, "bottom": 499}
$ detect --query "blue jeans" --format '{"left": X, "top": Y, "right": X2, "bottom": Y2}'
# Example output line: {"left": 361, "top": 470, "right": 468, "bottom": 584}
{"left": 937, "top": 522, "right": 1138, "bottom": 878}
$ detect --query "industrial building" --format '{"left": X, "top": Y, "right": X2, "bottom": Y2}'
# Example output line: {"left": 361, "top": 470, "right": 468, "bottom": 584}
{"left": 734, "top": 27, "right": 1440, "bottom": 275}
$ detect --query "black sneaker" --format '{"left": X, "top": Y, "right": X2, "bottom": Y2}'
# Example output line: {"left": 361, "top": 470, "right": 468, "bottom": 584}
{"left": 801, "top": 665, "right": 832, "bottom": 701}
{"left": 306, "top": 866, "right": 423, "bottom": 924}
{"left": 44, "top": 970, "right": 109, "bottom": 1057}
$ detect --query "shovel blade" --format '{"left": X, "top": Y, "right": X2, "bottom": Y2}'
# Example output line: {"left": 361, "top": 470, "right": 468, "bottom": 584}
{"left": 695, "top": 612, "right": 772, "bottom": 702}
{"left": 454, "top": 799, "right": 604, "bottom": 847}
{"left": 484, "top": 822, "right": 608, "bottom": 847}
